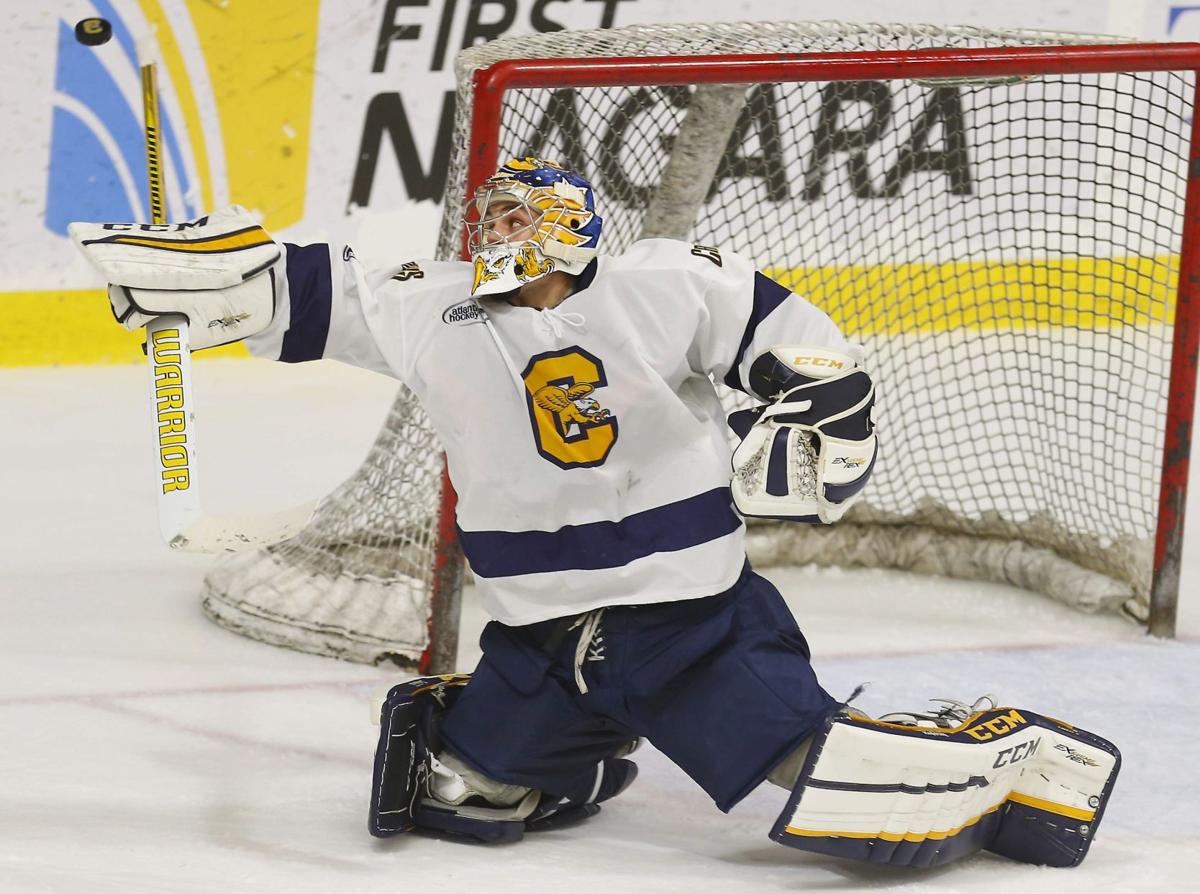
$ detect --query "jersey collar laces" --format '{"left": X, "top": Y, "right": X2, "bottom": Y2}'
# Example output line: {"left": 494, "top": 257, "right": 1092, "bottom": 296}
{"left": 537, "top": 307, "right": 585, "bottom": 338}
{"left": 475, "top": 304, "right": 588, "bottom": 406}
{"left": 464, "top": 157, "right": 603, "bottom": 297}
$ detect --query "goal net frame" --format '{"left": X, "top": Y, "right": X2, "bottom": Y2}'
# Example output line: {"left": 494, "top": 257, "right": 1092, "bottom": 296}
{"left": 456, "top": 42, "right": 1200, "bottom": 642}
{"left": 202, "top": 28, "right": 1200, "bottom": 672}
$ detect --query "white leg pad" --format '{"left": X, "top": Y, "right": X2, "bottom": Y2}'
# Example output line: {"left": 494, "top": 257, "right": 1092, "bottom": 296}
{"left": 770, "top": 707, "right": 1119, "bottom": 868}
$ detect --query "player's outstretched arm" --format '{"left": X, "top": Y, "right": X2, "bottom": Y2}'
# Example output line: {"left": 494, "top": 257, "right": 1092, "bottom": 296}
{"left": 729, "top": 345, "right": 876, "bottom": 523}
{"left": 68, "top": 205, "right": 390, "bottom": 552}
{"left": 71, "top": 205, "right": 393, "bottom": 374}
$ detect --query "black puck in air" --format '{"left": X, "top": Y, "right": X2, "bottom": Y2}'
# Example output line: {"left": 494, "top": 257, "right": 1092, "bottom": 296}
{"left": 75, "top": 18, "right": 114, "bottom": 47}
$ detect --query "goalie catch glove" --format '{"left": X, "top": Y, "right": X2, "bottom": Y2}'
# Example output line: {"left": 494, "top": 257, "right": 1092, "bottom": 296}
{"left": 729, "top": 345, "right": 876, "bottom": 523}
{"left": 68, "top": 205, "right": 280, "bottom": 351}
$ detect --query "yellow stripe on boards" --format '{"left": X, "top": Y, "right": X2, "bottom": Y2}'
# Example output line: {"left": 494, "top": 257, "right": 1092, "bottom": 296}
{"left": 0, "top": 291, "right": 248, "bottom": 366}
{"left": 186, "top": 0, "right": 320, "bottom": 230}
{"left": 0, "top": 253, "right": 1179, "bottom": 366}
{"left": 765, "top": 254, "right": 1179, "bottom": 337}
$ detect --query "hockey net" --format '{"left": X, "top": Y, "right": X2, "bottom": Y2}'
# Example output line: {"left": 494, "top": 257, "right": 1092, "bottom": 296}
{"left": 202, "top": 22, "right": 1200, "bottom": 669}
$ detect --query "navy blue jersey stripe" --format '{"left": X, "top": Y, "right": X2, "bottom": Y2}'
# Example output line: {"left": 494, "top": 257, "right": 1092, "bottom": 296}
{"left": 280, "top": 242, "right": 333, "bottom": 363}
{"left": 459, "top": 487, "right": 743, "bottom": 578}
{"left": 723, "top": 271, "right": 793, "bottom": 393}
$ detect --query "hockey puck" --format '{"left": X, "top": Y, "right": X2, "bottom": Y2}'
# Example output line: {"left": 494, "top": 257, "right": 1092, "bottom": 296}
{"left": 74, "top": 17, "right": 113, "bottom": 46}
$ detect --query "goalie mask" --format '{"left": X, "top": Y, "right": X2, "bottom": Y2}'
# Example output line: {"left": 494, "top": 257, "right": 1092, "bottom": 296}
{"left": 463, "top": 157, "right": 603, "bottom": 297}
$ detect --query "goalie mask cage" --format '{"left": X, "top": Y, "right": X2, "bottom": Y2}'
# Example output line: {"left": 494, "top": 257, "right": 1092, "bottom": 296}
{"left": 202, "top": 22, "right": 1200, "bottom": 671}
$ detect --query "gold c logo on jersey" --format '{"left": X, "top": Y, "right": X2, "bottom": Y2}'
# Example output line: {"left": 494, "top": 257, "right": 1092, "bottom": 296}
{"left": 523, "top": 348, "right": 617, "bottom": 468}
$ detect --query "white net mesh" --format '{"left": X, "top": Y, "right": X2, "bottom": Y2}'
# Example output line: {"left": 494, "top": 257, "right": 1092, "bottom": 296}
{"left": 202, "top": 21, "right": 1195, "bottom": 666}
{"left": 201, "top": 387, "right": 447, "bottom": 665}
{"left": 435, "top": 21, "right": 1129, "bottom": 256}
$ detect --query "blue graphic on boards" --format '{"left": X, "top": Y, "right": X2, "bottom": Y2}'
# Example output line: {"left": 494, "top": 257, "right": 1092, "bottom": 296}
{"left": 1168, "top": 5, "right": 1200, "bottom": 124}
{"left": 1168, "top": 4, "right": 1200, "bottom": 33}
{"left": 45, "top": 1, "right": 196, "bottom": 236}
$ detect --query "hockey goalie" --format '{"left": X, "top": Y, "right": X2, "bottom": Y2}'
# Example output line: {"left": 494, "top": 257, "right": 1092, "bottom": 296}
{"left": 70, "top": 157, "right": 1118, "bottom": 869}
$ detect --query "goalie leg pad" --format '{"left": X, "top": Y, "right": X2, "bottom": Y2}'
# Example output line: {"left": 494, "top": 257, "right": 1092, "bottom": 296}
{"left": 369, "top": 674, "right": 474, "bottom": 838}
{"left": 369, "top": 673, "right": 637, "bottom": 843}
{"left": 771, "top": 707, "right": 1119, "bottom": 868}
{"left": 370, "top": 673, "right": 538, "bottom": 843}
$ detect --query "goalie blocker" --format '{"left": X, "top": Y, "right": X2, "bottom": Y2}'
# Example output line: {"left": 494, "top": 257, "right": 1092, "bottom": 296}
{"left": 773, "top": 705, "right": 1120, "bottom": 868}
{"left": 68, "top": 205, "right": 280, "bottom": 351}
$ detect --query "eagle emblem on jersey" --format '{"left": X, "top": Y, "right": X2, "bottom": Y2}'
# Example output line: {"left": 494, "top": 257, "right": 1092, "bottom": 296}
{"left": 533, "top": 383, "right": 612, "bottom": 430}
{"left": 514, "top": 245, "right": 554, "bottom": 282}
{"left": 523, "top": 348, "right": 618, "bottom": 469}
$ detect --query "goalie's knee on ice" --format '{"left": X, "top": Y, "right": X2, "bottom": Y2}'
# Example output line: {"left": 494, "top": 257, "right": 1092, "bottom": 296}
{"left": 369, "top": 674, "right": 472, "bottom": 838}
{"left": 769, "top": 706, "right": 1119, "bottom": 868}
{"left": 368, "top": 674, "right": 638, "bottom": 844}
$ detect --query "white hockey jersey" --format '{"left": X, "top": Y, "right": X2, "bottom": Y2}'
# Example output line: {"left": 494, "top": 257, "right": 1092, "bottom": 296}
{"left": 247, "top": 239, "right": 853, "bottom": 625}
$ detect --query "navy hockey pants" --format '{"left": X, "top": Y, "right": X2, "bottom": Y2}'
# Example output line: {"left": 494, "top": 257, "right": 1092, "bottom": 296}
{"left": 439, "top": 563, "right": 840, "bottom": 812}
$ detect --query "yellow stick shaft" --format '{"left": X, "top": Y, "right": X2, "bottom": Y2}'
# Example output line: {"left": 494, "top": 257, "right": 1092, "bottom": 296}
{"left": 141, "top": 61, "right": 166, "bottom": 225}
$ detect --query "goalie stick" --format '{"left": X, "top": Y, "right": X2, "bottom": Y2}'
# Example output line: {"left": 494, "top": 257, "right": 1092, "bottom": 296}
{"left": 134, "top": 37, "right": 315, "bottom": 553}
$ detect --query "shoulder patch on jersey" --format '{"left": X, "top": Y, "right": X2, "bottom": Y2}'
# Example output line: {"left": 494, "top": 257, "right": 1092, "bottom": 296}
{"left": 342, "top": 245, "right": 356, "bottom": 262}
{"left": 392, "top": 261, "right": 425, "bottom": 282}
{"left": 690, "top": 244, "right": 723, "bottom": 268}
{"left": 442, "top": 298, "right": 488, "bottom": 326}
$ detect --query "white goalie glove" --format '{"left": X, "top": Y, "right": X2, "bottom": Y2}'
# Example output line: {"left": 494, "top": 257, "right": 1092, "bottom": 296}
{"left": 68, "top": 205, "right": 280, "bottom": 351}
{"left": 730, "top": 346, "right": 876, "bottom": 523}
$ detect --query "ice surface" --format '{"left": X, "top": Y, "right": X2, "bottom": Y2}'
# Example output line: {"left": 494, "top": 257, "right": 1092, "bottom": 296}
{"left": 1, "top": 360, "right": 1196, "bottom": 892}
